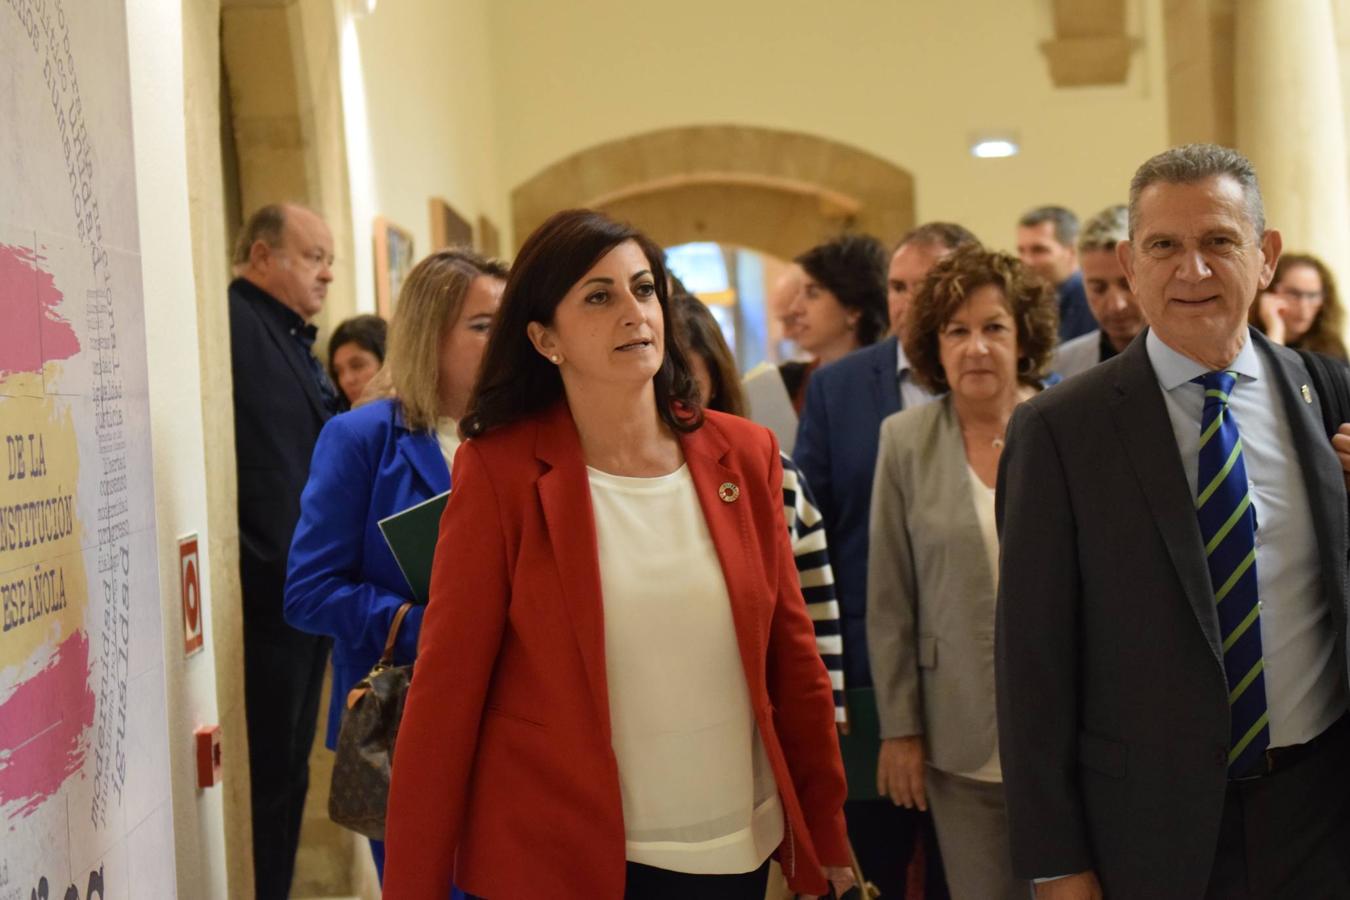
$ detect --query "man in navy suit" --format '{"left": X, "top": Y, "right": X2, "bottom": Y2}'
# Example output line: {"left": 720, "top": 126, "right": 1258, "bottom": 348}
{"left": 794, "top": 221, "right": 976, "bottom": 898}
{"left": 228, "top": 203, "right": 342, "bottom": 900}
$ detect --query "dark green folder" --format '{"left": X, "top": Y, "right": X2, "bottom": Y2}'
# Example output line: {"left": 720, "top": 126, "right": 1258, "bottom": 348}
{"left": 837, "top": 687, "right": 883, "bottom": 801}
{"left": 377, "top": 489, "right": 450, "bottom": 604}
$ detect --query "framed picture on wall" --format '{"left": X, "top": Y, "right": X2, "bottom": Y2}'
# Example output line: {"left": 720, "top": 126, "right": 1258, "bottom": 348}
{"left": 477, "top": 215, "right": 501, "bottom": 258}
{"left": 373, "top": 216, "right": 415, "bottom": 317}
{"left": 429, "top": 197, "right": 473, "bottom": 251}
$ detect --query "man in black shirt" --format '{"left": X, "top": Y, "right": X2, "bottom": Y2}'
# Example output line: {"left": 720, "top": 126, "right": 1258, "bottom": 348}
{"left": 228, "top": 203, "right": 341, "bottom": 900}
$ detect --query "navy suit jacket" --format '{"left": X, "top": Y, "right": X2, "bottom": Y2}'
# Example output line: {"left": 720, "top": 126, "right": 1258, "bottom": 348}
{"left": 285, "top": 397, "right": 450, "bottom": 746}
{"left": 229, "top": 278, "right": 334, "bottom": 632}
{"left": 793, "top": 337, "right": 903, "bottom": 687}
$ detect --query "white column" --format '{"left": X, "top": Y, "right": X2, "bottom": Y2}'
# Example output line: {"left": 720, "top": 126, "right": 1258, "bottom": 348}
{"left": 1235, "top": 0, "right": 1350, "bottom": 326}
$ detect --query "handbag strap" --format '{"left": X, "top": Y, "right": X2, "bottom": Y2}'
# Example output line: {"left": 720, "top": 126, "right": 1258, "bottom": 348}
{"left": 379, "top": 602, "right": 415, "bottom": 667}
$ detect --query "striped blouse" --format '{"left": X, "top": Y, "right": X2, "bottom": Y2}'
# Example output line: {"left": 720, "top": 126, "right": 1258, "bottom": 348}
{"left": 781, "top": 453, "right": 845, "bottom": 721}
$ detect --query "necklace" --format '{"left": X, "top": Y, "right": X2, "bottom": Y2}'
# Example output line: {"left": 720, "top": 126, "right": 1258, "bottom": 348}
{"left": 962, "top": 428, "right": 1005, "bottom": 450}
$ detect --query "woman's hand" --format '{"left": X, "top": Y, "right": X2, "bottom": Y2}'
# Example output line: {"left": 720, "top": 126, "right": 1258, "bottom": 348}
{"left": 1257, "top": 291, "right": 1289, "bottom": 344}
{"left": 821, "top": 865, "right": 857, "bottom": 897}
{"left": 1333, "top": 423, "right": 1350, "bottom": 490}
{"left": 876, "top": 736, "right": 927, "bottom": 810}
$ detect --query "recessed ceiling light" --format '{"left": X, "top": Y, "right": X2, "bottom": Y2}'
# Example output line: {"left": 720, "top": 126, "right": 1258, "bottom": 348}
{"left": 971, "top": 138, "right": 1019, "bottom": 159}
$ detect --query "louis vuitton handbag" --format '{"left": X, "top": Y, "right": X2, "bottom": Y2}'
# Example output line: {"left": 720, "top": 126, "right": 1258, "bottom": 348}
{"left": 328, "top": 601, "right": 414, "bottom": 840}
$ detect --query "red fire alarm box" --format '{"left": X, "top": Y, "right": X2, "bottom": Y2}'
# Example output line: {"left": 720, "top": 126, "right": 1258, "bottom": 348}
{"left": 196, "top": 724, "right": 222, "bottom": 789}
{"left": 180, "top": 534, "right": 204, "bottom": 657}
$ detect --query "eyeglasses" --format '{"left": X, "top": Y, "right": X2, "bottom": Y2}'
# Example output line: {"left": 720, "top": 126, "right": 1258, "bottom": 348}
{"left": 1278, "top": 287, "right": 1324, "bottom": 304}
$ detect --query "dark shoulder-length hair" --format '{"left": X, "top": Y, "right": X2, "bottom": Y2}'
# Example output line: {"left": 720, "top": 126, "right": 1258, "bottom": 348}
{"left": 795, "top": 233, "right": 889, "bottom": 346}
{"left": 670, "top": 293, "right": 747, "bottom": 417}
{"left": 462, "top": 209, "right": 702, "bottom": 438}
{"left": 904, "top": 245, "right": 1059, "bottom": 393}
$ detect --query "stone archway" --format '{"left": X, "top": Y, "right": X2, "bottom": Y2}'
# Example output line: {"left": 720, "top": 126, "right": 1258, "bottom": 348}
{"left": 511, "top": 125, "right": 916, "bottom": 258}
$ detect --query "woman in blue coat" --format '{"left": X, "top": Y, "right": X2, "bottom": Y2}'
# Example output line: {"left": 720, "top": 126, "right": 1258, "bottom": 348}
{"left": 285, "top": 248, "right": 507, "bottom": 877}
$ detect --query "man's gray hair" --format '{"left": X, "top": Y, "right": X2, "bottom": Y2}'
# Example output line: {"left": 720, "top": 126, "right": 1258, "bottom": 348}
{"left": 1128, "top": 143, "right": 1265, "bottom": 238}
{"left": 1018, "top": 205, "right": 1079, "bottom": 247}
{"left": 1078, "top": 204, "right": 1129, "bottom": 254}
{"left": 232, "top": 204, "right": 289, "bottom": 266}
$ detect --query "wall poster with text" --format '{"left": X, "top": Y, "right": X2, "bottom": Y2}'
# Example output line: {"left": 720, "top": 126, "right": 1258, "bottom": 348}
{"left": 0, "top": 2, "right": 177, "bottom": 899}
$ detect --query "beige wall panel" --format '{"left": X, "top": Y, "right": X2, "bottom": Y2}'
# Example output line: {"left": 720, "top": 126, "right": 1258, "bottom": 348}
{"left": 487, "top": 0, "right": 1170, "bottom": 252}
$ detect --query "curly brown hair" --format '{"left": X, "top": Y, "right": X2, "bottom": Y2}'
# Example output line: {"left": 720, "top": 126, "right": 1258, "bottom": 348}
{"left": 903, "top": 245, "right": 1059, "bottom": 393}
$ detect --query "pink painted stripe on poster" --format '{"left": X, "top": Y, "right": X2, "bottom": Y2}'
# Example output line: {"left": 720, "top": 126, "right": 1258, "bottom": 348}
{"left": 0, "top": 243, "right": 82, "bottom": 377}
{"left": 0, "top": 630, "right": 96, "bottom": 820}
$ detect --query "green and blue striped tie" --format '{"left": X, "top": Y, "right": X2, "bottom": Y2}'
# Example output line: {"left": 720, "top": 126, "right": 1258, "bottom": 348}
{"left": 1194, "top": 370, "right": 1268, "bottom": 777}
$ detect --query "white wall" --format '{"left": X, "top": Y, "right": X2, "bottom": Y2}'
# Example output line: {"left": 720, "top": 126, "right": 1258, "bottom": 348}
{"left": 124, "top": 0, "right": 230, "bottom": 896}
{"left": 486, "top": 0, "right": 1171, "bottom": 249}
{"left": 343, "top": 0, "right": 507, "bottom": 312}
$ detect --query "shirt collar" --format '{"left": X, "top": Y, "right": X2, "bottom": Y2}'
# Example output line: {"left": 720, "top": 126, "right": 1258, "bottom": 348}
{"left": 232, "top": 276, "right": 311, "bottom": 339}
{"left": 1145, "top": 326, "right": 1261, "bottom": 392}
{"left": 894, "top": 336, "right": 910, "bottom": 375}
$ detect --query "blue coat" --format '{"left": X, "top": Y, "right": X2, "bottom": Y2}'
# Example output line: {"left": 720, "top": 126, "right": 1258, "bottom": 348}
{"left": 792, "top": 337, "right": 904, "bottom": 689}
{"left": 285, "top": 397, "right": 450, "bottom": 747}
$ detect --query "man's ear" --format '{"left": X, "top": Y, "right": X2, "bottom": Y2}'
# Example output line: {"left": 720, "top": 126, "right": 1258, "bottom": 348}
{"left": 1115, "top": 238, "right": 1137, "bottom": 293}
{"left": 248, "top": 239, "right": 273, "bottom": 270}
{"left": 1258, "top": 229, "right": 1283, "bottom": 290}
{"left": 526, "top": 320, "right": 557, "bottom": 361}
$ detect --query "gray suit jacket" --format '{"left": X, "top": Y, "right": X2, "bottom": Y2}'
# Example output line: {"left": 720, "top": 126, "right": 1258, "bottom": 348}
{"left": 868, "top": 395, "right": 998, "bottom": 773}
{"left": 995, "top": 329, "right": 1350, "bottom": 899}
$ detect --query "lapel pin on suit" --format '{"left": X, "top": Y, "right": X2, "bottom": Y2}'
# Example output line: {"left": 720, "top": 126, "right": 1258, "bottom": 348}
{"left": 718, "top": 482, "right": 740, "bottom": 503}
{"left": 1302, "top": 384, "right": 1313, "bottom": 404}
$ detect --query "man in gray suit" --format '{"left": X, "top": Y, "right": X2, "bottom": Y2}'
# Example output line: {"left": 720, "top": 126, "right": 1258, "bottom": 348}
{"left": 996, "top": 144, "right": 1350, "bottom": 899}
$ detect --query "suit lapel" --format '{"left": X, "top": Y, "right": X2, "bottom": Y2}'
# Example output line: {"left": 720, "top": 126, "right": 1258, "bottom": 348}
{"left": 872, "top": 338, "right": 903, "bottom": 416}
{"left": 933, "top": 399, "right": 996, "bottom": 598}
{"left": 1256, "top": 334, "right": 1350, "bottom": 643}
{"left": 681, "top": 417, "right": 768, "bottom": 701}
{"left": 534, "top": 404, "right": 613, "bottom": 739}
{"left": 394, "top": 415, "right": 451, "bottom": 495}
{"left": 1108, "top": 335, "right": 1224, "bottom": 667}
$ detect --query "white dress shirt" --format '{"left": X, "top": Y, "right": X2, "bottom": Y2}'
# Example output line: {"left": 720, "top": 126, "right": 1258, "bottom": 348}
{"left": 1146, "top": 330, "right": 1349, "bottom": 748}
{"left": 895, "top": 339, "right": 935, "bottom": 410}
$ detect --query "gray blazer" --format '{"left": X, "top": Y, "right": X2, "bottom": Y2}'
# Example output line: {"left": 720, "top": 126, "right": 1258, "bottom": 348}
{"left": 867, "top": 395, "right": 998, "bottom": 774}
{"left": 995, "top": 329, "right": 1350, "bottom": 899}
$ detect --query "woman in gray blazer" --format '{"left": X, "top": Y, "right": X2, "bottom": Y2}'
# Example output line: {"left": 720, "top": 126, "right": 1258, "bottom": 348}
{"left": 867, "top": 247, "right": 1058, "bottom": 899}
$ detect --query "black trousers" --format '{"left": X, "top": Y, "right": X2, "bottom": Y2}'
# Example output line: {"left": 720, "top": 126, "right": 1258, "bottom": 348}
{"left": 243, "top": 624, "right": 330, "bottom": 900}
{"left": 465, "top": 861, "right": 768, "bottom": 900}
{"left": 623, "top": 860, "right": 770, "bottom": 899}
{"left": 1204, "top": 715, "right": 1350, "bottom": 899}
{"left": 845, "top": 797, "right": 949, "bottom": 899}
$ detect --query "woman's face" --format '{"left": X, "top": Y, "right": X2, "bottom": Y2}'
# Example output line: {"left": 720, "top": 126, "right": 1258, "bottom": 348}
{"left": 331, "top": 341, "right": 381, "bottom": 405}
{"left": 528, "top": 240, "right": 665, "bottom": 390}
{"left": 1272, "top": 263, "right": 1324, "bottom": 342}
{"left": 937, "top": 284, "right": 1020, "bottom": 403}
{"left": 438, "top": 275, "right": 505, "bottom": 420}
{"left": 789, "top": 275, "right": 858, "bottom": 359}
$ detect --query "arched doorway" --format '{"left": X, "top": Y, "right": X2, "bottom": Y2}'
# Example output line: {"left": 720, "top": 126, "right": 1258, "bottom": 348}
{"left": 511, "top": 124, "right": 916, "bottom": 261}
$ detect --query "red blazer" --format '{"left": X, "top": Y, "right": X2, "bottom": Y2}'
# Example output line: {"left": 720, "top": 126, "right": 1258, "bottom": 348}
{"left": 383, "top": 403, "right": 849, "bottom": 898}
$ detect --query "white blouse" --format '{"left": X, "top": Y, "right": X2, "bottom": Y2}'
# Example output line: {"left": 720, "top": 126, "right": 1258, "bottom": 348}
{"left": 960, "top": 463, "right": 1003, "bottom": 783}
{"left": 587, "top": 464, "right": 783, "bottom": 874}
{"left": 434, "top": 417, "right": 461, "bottom": 470}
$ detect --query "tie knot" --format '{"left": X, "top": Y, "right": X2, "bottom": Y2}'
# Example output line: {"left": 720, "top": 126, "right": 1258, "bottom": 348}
{"left": 1194, "top": 370, "right": 1237, "bottom": 403}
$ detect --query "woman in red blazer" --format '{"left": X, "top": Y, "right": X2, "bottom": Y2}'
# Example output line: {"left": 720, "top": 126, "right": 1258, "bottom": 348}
{"left": 384, "top": 209, "right": 851, "bottom": 899}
